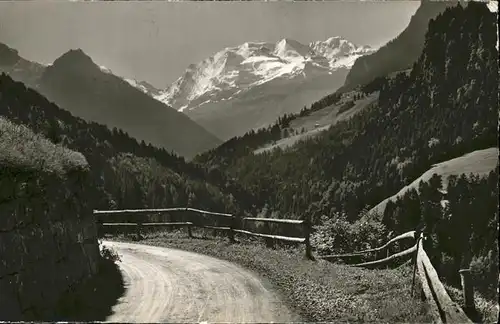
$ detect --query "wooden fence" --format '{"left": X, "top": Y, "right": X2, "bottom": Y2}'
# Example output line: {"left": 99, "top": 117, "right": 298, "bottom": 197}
{"left": 93, "top": 207, "right": 313, "bottom": 260}
{"left": 320, "top": 230, "right": 473, "bottom": 324}
{"left": 95, "top": 208, "right": 474, "bottom": 322}
{"left": 320, "top": 230, "right": 417, "bottom": 267}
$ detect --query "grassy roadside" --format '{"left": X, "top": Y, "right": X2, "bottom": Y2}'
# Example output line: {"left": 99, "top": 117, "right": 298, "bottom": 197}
{"left": 444, "top": 283, "right": 499, "bottom": 324}
{"left": 106, "top": 229, "right": 433, "bottom": 322}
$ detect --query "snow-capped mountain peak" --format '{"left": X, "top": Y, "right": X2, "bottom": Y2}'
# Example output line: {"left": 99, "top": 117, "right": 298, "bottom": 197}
{"left": 310, "top": 36, "right": 356, "bottom": 58}
{"left": 140, "top": 37, "right": 374, "bottom": 112}
{"left": 273, "top": 38, "right": 315, "bottom": 60}
{"left": 309, "top": 36, "right": 373, "bottom": 69}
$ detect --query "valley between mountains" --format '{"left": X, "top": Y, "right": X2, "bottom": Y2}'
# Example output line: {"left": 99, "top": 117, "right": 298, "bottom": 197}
{"left": 0, "top": 0, "right": 499, "bottom": 323}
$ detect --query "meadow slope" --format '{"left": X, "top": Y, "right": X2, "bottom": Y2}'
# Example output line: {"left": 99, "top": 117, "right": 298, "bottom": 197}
{"left": 368, "top": 147, "right": 499, "bottom": 217}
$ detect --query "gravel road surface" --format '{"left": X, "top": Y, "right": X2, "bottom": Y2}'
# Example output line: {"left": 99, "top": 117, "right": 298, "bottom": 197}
{"left": 102, "top": 241, "right": 297, "bottom": 323}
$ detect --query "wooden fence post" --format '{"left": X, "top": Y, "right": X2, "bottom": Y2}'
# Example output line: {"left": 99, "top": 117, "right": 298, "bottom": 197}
{"left": 263, "top": 222, "right": 274, "bottom": 248}
{"left": 136, "top": 220, "right": 143, "bottom": 241}
{"left": 95, "top": 212, "right": 103, "bottom": 238}
{"left": 385, "top": 247, "right": 390, "bottom": 269}
{"left": 228, "top": 215, "right": 236, "bottom": 243}
{"left": 170, "top": 212, "right": 176, "bottom": 230}
{"left": 459, "top": 268, "right": 475, "bottom": 312}
{"left": 304, "top": 216, "right": 314, "bottom": 260}
{"left": 205, "top": 213, "right": 216, "bottom": 237}
{"left": 186, "top": 209, "right": 193, "bottom": 238}
{"left": 411, "top": 233, "right": 423, "bottom": 296}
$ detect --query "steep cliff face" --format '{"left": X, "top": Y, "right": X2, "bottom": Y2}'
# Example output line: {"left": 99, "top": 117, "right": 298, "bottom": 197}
{"left": 342, "top": 0, "right": 458, "bottom": 91}
{"left": 0, "top": 118, "right": 100, "bottom": 321}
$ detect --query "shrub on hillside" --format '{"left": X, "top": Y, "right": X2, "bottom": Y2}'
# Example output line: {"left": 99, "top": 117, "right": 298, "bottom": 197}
{"left": 0, "top": 117, "right": 88, "bottom": 176}
{"left": 469, "top": 247, "right": 499, "bottom": 301}
{"left": 98, "top": 240, "right": 121, "bottom": 264}
{"left": 336, "top": 100, "right": 355, "bottom": 116}
{"left": 311, "top": 213, "right": 388, "bottom": 255}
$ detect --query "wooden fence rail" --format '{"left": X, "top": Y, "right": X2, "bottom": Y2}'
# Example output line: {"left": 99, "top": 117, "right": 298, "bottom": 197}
{"left": 320, "top": 230, "right": 416, "bottom": 263}
{"left": 94, "top": 207, "right": 313, "bottom": 259}
{"left": 353, "top": 243, "right": 417, "bottom": 268}
{"left": 94, "top": 207, "right": 233, "bottom": 217}
{"left": 415, "top": 233, "right": 472, "bottom": 323}
{"left": 320, "top": 230, "right": 473, "bottom": 323}
{"left": 242, "top": 217, "right": 304, "bottom": 225}
{"left": 233, "top": 229, "right": 306, "bottom": 243}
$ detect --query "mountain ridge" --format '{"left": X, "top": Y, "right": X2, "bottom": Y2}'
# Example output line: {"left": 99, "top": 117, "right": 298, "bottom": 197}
{"left": 0, "top": 43, "right": 45, "bottom": 89}
{"left": 154, "top": 36, "right": 374, "bottom": 112}
{"left": 0, "top": 43, "right": 222, "bottom": 159}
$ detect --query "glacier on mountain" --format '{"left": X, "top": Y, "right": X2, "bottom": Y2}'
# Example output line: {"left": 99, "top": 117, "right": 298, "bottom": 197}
{"left": 152, "top": 36, "right": 375, "bottom": 111}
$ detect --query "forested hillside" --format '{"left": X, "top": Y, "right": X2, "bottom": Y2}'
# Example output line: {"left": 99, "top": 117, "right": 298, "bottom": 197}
{"left": 382, "top": 167, "right": 498, "bottom": 298}
{"left": 369, "top": 147, "right": 498, "bottom": 217}
{"left": 0, "top": 74, "right": 256, "bottom": 215}
{"left": 200, "top": 2, "right": 497, "bottom": 221}
{"left": 194, "top": 0, "right": 459, "bottom": 163}
{"left": 196, "top": 2, "right": 498, "bottom": 296}
{"left": 194, "top": 91, "right": 344, "bottom": 167}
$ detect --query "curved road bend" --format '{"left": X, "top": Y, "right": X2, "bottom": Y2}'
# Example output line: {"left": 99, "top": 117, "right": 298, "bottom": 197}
{"left": 102, "top": 241, "right": 298, "bottom": 323}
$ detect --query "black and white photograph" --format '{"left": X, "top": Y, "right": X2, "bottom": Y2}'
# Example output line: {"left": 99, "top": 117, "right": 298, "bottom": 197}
{"left": 0, "top": 0, "right": 498, "bottom": 323}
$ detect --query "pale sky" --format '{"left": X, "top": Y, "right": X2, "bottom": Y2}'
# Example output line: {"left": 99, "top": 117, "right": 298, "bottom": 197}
{"left": 0, "top": 1, "right": 420, "bottom": 88}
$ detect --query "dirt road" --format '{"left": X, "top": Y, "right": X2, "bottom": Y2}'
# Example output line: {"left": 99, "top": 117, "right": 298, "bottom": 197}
{"left": 102, "top": 241, "right": 298, "bottom": 323}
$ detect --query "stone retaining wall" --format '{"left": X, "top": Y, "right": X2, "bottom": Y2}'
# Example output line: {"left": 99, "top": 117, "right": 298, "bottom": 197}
{"left": 0, "top": 167, "right": 100, "bottom": 320}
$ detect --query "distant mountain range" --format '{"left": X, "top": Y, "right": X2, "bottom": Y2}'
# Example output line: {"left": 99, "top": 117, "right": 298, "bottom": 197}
{"left": 0, "top": 35, "right": 374, "bottom": 149}
{"left": 128, "top": 37, "right": 374, "bottom": 140}
{"left": 0, "top": 45, "right": 221, "bottom": 159}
